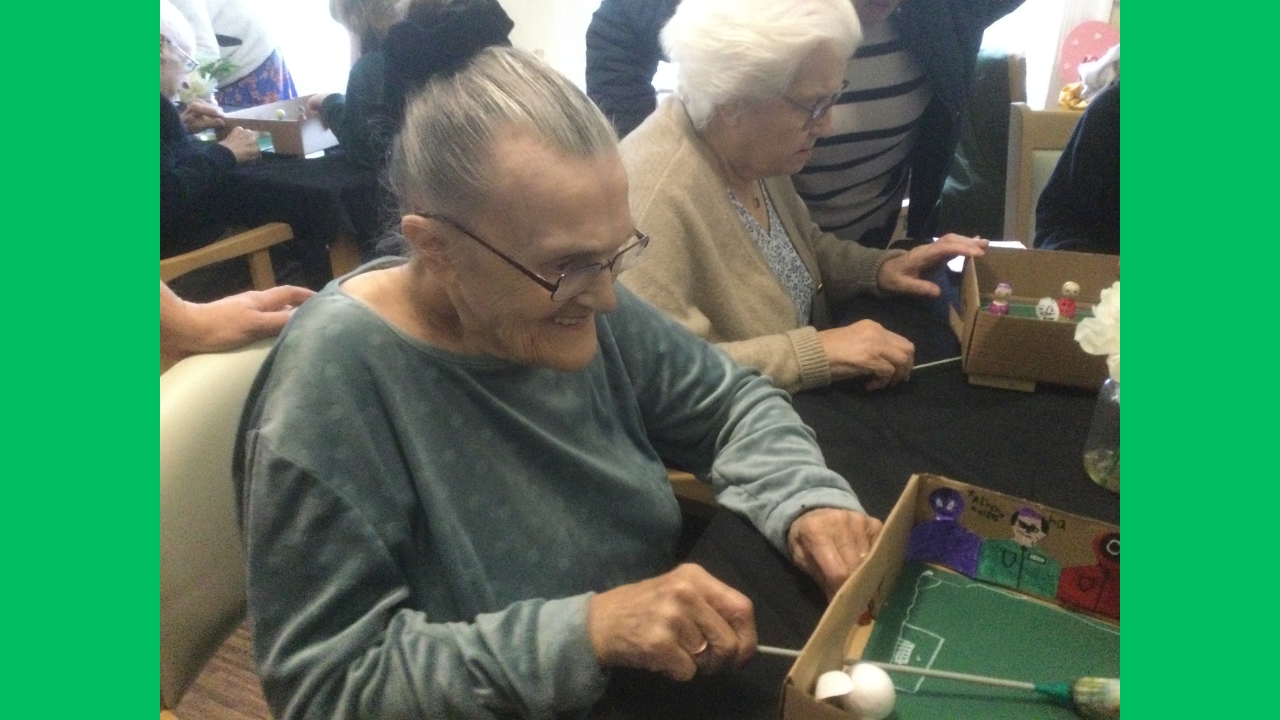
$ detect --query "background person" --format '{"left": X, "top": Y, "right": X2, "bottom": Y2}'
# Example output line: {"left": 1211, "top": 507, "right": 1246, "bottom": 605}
{"left": 619, "top": 0, "right": 985, "bottom": 394}
{"left": 309, "top": 0, "right": 513, "bottom": 171}
{"left": 1033, "top": 83, "right": 1120, "bottom": 255}
{"left": 238, "top": 46, "right": 882, "bottom": 719}
{"left": 170, "top": 0, "right": 299, "bottom": 109}
{"left": 160, "top": 0, "right": 261, "bottom": 257}
{"left": 584, "top": 0, "right": 1024, "bottom": 248}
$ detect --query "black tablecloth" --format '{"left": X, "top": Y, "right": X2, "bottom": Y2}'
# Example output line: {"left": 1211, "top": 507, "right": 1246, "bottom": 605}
{"left": 596, "top": 269, "right": 1118, "bottom": 719}
{"left": 803, "top": 270, "right": 1119, "bottom": 525}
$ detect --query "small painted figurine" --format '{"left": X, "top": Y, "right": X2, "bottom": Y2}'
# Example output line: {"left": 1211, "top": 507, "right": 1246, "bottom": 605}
{"left": 1035, "top": 297, "right": 1060, "bottom": 321}
{"left": 989, "top": 282, "right": 1011, "bottom": 315}
{"left": 1058, "top": 281, "right": 1080, "bottom": 320}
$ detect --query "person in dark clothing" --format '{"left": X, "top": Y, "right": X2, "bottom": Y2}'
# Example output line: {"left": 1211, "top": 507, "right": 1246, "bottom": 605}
{"left": 1033, "top": 83, "right": 1119, "bottom": 255}
{"left": 310, "top": 0, "right": 514, "bottom": 171}
{"left": 585, "top": 0, "right": 678, "bottom": 139}
{"left": 583, "top": 0, "right": 1024, "bottom": 246}
{"left": 160, "top": 0, "right": 260, "bottom": 257}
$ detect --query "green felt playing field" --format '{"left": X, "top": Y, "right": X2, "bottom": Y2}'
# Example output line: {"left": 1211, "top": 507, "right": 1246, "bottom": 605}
{"left": 980, "top": 301, "right": 1094, "bottom": 322}
{"left": 861, "top": 563, "right": 1119, "bottom": 719}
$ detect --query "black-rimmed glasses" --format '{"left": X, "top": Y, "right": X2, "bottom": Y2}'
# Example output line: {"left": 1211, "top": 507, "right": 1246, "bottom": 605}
{"left": 417, "top": 212, "right": 650, "bottom": 302}
{"left": 783, "top": 80, "right": 849, "bottom": 130}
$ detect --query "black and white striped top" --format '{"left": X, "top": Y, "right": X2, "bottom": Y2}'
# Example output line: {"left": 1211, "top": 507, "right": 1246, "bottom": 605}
{"left": 792, "top": 21, "right": 932, "bottom": 245}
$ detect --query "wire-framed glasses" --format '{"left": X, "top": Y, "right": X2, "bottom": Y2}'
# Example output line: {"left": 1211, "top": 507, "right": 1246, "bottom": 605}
{"left": 782, "top": 80, "right": 849, "bottom": 129}
{"left": 168, "top": 40, "right": 200, "bottom": 73}
{"left": 417, "top": 212, "right": 650, "bottom": 302}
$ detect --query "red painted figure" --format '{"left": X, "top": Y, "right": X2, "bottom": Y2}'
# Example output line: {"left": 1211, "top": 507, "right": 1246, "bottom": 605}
{"left": 1056, "top": 531, "right": 1119, "bottom": 618}
{"left": 1058, "top": 281, "right": 1080, "bottom": 320}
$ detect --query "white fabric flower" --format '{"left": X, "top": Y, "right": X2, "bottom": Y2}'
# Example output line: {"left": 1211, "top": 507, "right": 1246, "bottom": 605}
{"left": 1075, "top": 281, "right": 1120, "bottom": 391}
{"left": 178, "top": 70, "right": 219, "bottom": 105}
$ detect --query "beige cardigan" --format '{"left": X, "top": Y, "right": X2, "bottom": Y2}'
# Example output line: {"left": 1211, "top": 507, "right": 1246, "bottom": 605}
{"left": 619, "top": 97, "right": 904, "bottom": 393}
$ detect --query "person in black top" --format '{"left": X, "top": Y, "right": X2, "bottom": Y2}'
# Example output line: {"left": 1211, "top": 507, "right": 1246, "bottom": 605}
{"left": 1033, "top": 83, "right": 1120, "bottom": 255}
{"left": 160, "top": 0, "right": 260, "bottom": 257}
{"left": 310, "top": 0, "right": 514, "bottom": 171}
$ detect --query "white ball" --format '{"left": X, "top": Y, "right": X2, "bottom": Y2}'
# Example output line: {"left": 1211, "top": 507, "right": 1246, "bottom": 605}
{"left": 842, "top": 663, "right": 896, "bottom": 720}
{"left": 814, "top": 670, "right": 855, "bottom": 702}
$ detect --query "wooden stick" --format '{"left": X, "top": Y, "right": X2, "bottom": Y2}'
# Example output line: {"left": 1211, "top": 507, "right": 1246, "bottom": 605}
{"left": 912, "top": 356, "right": 962, "bottom": 371}
{"left": 854, "top": 661, "right": 1037, "bottom": 692}
{"left": 755, "top": 646, "right": 1071, "bottom": 705}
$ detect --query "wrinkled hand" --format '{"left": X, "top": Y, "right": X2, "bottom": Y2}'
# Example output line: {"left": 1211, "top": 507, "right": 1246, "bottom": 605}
{"left": 788, "top": 508, "right": 884, "bottom": 598}
{"left": 877, "top": 234, "right": 988, "bottom": 297}
{"left": 219, "top": 126, "right": 262, "bottom": 164}
{"left": 588, "top": 563, "right": 757, "bottom": 681}
{"left": 817, "top": 320, "right": 914, "bottom": 390}
{"left": 162, "top": 285, "right": 315, "bottom": 360}
{"left": 181, "top": 100, "right": 226, "bottom": 133}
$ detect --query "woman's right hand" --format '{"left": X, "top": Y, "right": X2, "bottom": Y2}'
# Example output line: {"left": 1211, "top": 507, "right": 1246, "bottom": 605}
{"left": 587, "top": 564, "right": 757, "bottom": 680}
{"left": 817, "top": 320, "right": 914, "bottom": 390}
{"left": 219, "top": 126, "right": 262, "bottom": 164}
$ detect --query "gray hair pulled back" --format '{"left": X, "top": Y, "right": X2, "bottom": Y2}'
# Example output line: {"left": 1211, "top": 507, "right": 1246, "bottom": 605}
{"left": 388, "top": 46, "right": 618, "bottom": 222}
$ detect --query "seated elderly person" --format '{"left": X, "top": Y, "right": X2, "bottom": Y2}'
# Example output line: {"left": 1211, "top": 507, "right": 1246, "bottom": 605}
{"left": 309, "top": 0, "right": 513, "bottom": 171}
{"left": 160, "top": 0, "right": 260, "bottom": 257}
{"left": 619, "top": 0, "right": 985, "bottom": 396}
{"left": 237, "top": 45, "right": 884, "bottom": 718}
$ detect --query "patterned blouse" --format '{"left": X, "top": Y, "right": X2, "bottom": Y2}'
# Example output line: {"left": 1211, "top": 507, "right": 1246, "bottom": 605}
{"left": 728, "top": 184, "right": 814, "bottom": 326}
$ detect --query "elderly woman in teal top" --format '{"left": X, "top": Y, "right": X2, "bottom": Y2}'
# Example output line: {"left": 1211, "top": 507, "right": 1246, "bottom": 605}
{"left": 620, "top": 0, "right": 986, "bottom": 394}
{"left": 237, "top": 46, "right": 885, "bottom": 719}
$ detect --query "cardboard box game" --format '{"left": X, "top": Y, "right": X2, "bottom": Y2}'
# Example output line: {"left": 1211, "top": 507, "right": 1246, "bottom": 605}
{"left": 951, "top": 248, "right": 1119, "bottom": 392}
{"left": 780, "top": 474, "right": 1119, "bottom": 719}
{"left": 219, "top": 94, "right": 338, "bottom": 157}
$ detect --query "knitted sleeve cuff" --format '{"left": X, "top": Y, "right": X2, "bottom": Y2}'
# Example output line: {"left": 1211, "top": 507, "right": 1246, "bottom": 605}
{"left": 787, "top": 326, "right": 831, "bottom": 390}
{"left": 863, "top": 248, "right": 908, "bottom": 297}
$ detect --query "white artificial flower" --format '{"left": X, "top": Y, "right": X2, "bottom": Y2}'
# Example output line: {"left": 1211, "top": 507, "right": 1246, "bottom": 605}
{"left": 1075, "top": 281, "right": 1120, "bottom": 393}
{"left": 178, "top": 70, "right": 219, "bottom": 105}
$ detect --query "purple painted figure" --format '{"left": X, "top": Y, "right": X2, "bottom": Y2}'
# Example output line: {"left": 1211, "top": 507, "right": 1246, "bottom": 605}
{"left": 989, "top": 282, "right": 1011, "bottom": 316}
{"left": 906, "top": 487, "right": 983, "bottom": 576}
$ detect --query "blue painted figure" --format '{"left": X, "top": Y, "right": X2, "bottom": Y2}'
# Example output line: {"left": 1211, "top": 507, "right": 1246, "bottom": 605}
{"left": 906, "top": 487, "right": 983, "bottom": 576}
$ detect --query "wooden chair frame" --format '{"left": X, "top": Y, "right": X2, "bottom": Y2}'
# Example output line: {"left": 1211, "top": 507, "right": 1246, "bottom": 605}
{"left": 1002, "top": 103, "right": 1083, "bottom": 242}
{"left": 160, "top": 223, "right": 294, "bottom": 290}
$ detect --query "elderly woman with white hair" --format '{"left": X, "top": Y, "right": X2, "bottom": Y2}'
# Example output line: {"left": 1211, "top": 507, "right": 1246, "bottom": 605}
{"left": 238, "top": 42, "right": 886, "bottom": 719}
{"left": 619, "top": 0, "right": 986, "bottom": 395}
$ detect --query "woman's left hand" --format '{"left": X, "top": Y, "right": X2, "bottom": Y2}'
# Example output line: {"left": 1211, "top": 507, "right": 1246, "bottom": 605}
{"left": 787, "top": 508, "right": 883, "bottom": 598}
{"left": 876, "top": 234, "right": 988, "bottom": 297}
{"left": 181, "top": 100, "right": 227, "bottom": 133}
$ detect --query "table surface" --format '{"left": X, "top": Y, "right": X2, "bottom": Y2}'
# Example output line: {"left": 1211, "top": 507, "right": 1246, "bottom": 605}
{"left": 796, "top": 286, "right": 1119, "bottom": 525}
{"left": 597, "top": 273, "right": 1118, "bottom": 719}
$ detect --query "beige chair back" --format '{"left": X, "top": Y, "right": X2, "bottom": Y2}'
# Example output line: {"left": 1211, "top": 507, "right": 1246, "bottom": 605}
{"left": 1002, "top": 103, "right": 1083, "bottom": 242}
{"left": 159, "top": 340, "right": 273, "bottom": 709}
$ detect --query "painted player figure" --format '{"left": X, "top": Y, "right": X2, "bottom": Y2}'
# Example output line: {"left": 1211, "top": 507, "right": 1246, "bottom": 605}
{"left": 1058, "top": 281, "right": 1080, "bottom": 320}
{"left": 906, "top": 487, "right": 983, "bottom": 576}
{"left": 989, "top": 282, "right": 1011, "bottom": 315}
{"left": 977, "top": 507, "right": 1062, "bottom": 598}
{"left": 1057, "top": 531, "right": 1119, "bottom": 618}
